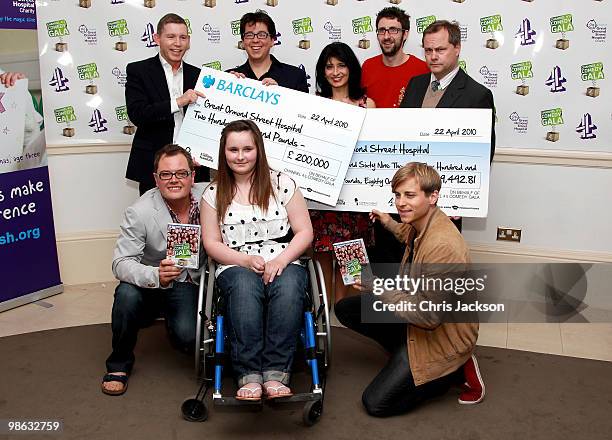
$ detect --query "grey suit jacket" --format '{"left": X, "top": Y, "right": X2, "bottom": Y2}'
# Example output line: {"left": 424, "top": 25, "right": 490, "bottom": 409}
{"left": 112, "top": 183, "right": 207, "bottom": 288}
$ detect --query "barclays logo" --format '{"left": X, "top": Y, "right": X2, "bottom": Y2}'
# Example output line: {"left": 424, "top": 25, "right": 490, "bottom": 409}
{"left": 202, "top": 75, "right": 216, "bottom": 88}
{"left": 212, "top": 77, "right": 280, "bottom": 105}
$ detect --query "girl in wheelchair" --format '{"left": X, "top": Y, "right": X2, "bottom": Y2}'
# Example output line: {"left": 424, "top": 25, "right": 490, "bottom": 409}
{"left": 201, "top": 119, "right": 314, "bottom": 401}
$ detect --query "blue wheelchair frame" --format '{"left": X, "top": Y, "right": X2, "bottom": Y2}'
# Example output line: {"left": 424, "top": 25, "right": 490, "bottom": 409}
{"left": 182, "top": 257, "right": 331, "bottom": 426}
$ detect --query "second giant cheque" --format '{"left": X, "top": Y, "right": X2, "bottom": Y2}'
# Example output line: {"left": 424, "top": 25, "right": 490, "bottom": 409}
{"left": 308, "top": 108, "right": 493, "bottom": 217}
{"left": 176, "top": 67, "right": 366, "bottom": 206}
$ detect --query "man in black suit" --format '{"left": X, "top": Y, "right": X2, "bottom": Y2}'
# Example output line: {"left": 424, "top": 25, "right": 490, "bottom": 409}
{"left": 400, "top": 20, "right": 492, "bottom": 404}
{"left": 400, "top": 20, "right": 495, "bottom": 165}
{"left": 125, "top": 13, "right": 208, "bottom": 195}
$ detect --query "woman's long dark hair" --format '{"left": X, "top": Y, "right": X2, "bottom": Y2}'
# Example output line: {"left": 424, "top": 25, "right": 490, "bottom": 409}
{"left": 315, "top": 42, "right": 365, "bottom": 101}
{"left": 214, "top": 120, "right": 273, "bottom": 222}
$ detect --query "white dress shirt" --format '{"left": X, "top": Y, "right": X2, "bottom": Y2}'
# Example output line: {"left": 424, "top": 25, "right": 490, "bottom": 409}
{"left": 158, "top": 55, "right": 184, "bottom": 143}
{"left": 430, "top": 65, "right": 460, "bottom": 90}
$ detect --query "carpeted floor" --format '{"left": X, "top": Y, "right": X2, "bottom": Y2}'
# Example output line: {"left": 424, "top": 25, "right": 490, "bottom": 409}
{"left": 2, "top": 323, "right": 611, "bottom": 440}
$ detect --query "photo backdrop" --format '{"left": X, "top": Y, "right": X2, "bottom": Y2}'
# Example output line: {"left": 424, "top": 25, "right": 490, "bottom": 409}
{"left": 35, "top": 0, "right": 610, "bottom": 152}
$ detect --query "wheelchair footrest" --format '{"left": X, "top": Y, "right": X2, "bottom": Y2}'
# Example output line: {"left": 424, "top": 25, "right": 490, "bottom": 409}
{"left": 213, "top": 396, "right": 264, "bottom": 406}
{"left": 269, "top": 392, "right": 322, "bottom": 403}
{"left": 212, "top": 392, "right": 321, "bottom": 406}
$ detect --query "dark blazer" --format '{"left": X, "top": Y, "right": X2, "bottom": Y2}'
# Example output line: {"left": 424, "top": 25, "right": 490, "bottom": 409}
{"left": 400, "top": 69, "right": 496, "bottom": 162}
{"left": 125, "top": 55, "right": 204, "bottom": 187}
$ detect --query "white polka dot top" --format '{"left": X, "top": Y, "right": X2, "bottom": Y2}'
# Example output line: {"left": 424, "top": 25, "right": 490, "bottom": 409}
{"left": 203, "top": 171, "right": 301, "bottom": 276}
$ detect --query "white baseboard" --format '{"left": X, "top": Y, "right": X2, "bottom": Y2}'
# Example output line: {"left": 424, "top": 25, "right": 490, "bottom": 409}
{"left": 468, "top": 242, "right": 612, "bottom": 263}
{"left": 54, "top": 230, "right": 612, "bottom": 285}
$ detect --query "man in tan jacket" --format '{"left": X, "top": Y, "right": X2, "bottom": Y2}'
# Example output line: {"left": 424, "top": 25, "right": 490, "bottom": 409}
{"left": 335, "top": 162, "right": 484, "bottom": 416}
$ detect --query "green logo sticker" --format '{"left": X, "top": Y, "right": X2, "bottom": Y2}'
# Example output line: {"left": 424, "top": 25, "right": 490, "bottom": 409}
{"left": 459, "top": 60, "right": 467, "bottom": 72}
{"left": 550, "top": 14, "right": 574, "bottom": 33}
{"left": 174, "top": 243, "right": 192, "bottom": 259}
{"left": 416, "top": 15, "right": 436, "bottom": 34}
{"left": 581, "top": 62, "right": 605, "bottom": 81}
{"left": 541, "top": 108, "right": 564, "bottom": 126}
{"left": 47, "top": 20, "right": 70, "bottom": 38}
{"left": 480, "top": 15, "right": 503, "bottom": 33}
{"left": 352, "top": 16, "right": 373, "bottom": 35}
{"left": 184, "top": 18, "right": 192, "bottom": 35}
{"left": 231, "top": 20, "right": 241, "bottom": 36}
{"left": 115, "top": 105, "right": 128, "bottom": 122}
{"left": 54, "top": 106, "right": 77, "bottom": 124}
{"left": 77, "top": 63, "right": 100, "bottom": 81}
{"left": 346, "top": 258, "right": 362, "bottom": 277}
{"left": 292, "top": 17, "right": 314, "bottom": 35}
{"left": 511, "top": 61, "right": 533, "bottom": 80}
{"left": 107, "top": 19, "right": 129, "bottom": 37}
{"left": 203, "top": 61, "right": 222, "bottom": 70}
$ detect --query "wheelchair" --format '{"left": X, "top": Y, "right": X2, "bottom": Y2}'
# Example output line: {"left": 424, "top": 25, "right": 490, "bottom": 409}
{"left": 181, "top": 256, "right": 332, "bottom": 426}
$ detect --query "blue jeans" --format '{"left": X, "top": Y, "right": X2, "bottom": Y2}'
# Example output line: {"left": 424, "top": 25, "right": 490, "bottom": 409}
{"left": 105, "top": 281, "right": 198, "bottom": 373}
{"left": 216, "top": 264, "right": 307, "bottom": 387}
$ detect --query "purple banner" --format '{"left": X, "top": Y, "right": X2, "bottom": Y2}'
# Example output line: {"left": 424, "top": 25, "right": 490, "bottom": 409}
{"left": 0, "top": 166, "right": 61, "bottom": 303}
{"left": 0, "top": 1, "right": 37, "bottom": 30}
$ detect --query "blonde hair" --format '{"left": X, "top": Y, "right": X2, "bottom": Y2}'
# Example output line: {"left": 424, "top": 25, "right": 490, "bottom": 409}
{"left": 391, "top": 162, "right": 441, "bottom": 195}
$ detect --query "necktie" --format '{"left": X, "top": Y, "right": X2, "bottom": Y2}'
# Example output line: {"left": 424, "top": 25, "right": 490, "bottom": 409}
{"left": 431, "top": 80, "right": 440, "bottom": 92}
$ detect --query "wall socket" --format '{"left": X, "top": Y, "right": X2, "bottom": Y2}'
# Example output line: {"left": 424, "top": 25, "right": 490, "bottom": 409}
{"left": 497, "top": 227, "right": 522, "bottom": 242}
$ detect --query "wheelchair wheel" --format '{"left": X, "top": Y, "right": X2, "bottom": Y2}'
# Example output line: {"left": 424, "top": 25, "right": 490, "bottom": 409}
{"left": 196, "top": 259, "right": 218, "bottom": 379}
{"left": 181, "top": 398, "right": 208, "bottom": 422}
{"left": 309, "top": 259, "right": 332, "bottom": 369}
{"left": 302, "top": 400, "right": 323, "bottom": 426}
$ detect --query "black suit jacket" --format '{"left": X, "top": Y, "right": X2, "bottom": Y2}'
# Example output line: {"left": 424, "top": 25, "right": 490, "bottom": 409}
{"left": 125, "top": 55, "right": 207, "bottom": 187}
{"left": 400, "top": 69, "right": 496, "bottom": 162}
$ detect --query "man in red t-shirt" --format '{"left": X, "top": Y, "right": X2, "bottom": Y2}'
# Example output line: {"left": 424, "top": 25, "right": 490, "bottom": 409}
{"left": 361, "top": 6, "right": 429, "bottom": 108}
{"left": 362, "top": 6, "right": 430, "bottom": 266}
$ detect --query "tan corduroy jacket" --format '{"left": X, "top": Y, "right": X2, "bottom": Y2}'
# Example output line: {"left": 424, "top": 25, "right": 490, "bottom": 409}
{"left": 382, "top": 207, "right": 478, "bottom": 386}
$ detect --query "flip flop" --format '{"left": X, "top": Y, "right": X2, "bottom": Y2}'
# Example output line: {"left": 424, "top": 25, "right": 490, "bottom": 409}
{"left": 101, "top": 373, "right": 128, "bottom": 396}
{"left": 235, "top": 384, "right": 262, "bottom": 401}
{"left": 264, "top": 383, "right": 293, "bottom": 400}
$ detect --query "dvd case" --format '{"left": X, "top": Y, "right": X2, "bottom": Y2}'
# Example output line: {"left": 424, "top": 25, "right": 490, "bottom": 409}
{"left": 166, "top": 223, "right": 201, "bottom": 269}
{"left": 333, "top": 238, "right": 370, "bottom": 285}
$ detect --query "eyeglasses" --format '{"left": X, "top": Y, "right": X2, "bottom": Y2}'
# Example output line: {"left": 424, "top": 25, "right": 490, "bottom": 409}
{"left": 243, "top": 31, "right": 270, "bottom": 40}
{"left": 376, "top": 27, "right": 404, "bottom": 36}
{"left": 155, "top": 170, "right": 192, "bottom": 180}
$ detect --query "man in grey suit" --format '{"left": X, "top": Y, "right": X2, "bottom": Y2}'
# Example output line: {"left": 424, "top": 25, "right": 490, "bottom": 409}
{"left": 102, "top": 144, "right": 206, "bottom": 395}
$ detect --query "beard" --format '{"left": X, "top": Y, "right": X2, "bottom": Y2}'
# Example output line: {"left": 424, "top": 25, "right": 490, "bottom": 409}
{"left": 380, "top": 39, "right": 402, "bottom": 56}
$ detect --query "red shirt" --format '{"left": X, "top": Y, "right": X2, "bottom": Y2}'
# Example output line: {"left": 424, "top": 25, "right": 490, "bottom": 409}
{"left": 361, "top": 54, "right": 429, "bottom": 108}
